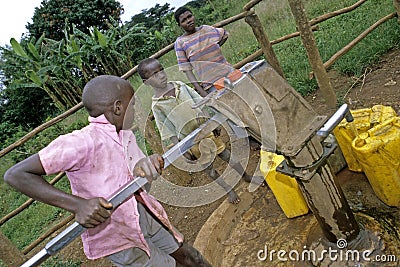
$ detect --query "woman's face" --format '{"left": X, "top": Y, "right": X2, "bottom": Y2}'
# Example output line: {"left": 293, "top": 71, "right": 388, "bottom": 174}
{"left": 178, "top": 11, "right": 196, "bottom": 33}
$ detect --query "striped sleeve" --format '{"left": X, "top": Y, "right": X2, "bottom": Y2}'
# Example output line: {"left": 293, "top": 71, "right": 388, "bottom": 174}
{"left": 214, "top": 26, "right": 229, "bottom": 42}
{"left": 175, "top": 39, "right": 193, "bottom": 71}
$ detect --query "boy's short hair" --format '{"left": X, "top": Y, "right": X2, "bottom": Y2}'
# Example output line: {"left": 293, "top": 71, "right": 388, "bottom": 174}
{"left": 174, "top": 6, "right": 192, "bottom": 24}
{"left": 138, "top": 58, "right": 159, "bottom": 80}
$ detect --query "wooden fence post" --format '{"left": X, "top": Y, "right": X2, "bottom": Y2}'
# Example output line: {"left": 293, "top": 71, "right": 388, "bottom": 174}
{"left": 394, "top": 0, "right": 400, "bottom": 21}
{"left": 244, "top": 13, "right": 285, "bottom": 78}
{"left": 287, "top": 0, "right": 337, "bottom": 110}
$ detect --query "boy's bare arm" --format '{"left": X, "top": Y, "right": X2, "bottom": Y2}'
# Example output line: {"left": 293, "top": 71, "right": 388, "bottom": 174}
{"left": 218, "top": 33, "right": 228, "bottom": 46}
{"left": 170, "top": 136, "right": 180, "bottom": 145}
{"left": 184, "top": 70, "right": 208, "bottom": 97}
{"left": 4, "top": 154, "right": 112, "bottom": 228}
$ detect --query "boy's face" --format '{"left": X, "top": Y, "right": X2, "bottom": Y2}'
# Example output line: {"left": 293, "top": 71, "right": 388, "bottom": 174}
{"left": 178, "top": 11, "right": 195, "bottom": 33}
{"left": 143, "top": 61, "right": 168, "bottom": 89}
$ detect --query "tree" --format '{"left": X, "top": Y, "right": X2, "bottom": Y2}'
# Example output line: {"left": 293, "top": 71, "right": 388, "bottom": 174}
{"left": 27, "top": 0, "right": 123, "bottom": 41}
{"left": 127, "top": 3, "right": 174, "bottom": 32}
{"left": 0, "top": 38, "right": 58, "bottom": 136}
{"left": 186, "top": 0, "right": 207, "bottom": 9}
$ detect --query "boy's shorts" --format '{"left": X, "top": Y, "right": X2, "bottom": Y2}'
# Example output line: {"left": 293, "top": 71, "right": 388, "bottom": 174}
{"left": 190, "top": 133, "right": 226, "bottom": 165}
{"left": 107, "top": 203, "right": 180, "bottom": 267}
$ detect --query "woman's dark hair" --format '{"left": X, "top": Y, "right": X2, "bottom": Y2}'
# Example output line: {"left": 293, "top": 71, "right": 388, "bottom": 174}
{"left": 174, "top": 6, "right": 192, "bottom": 24}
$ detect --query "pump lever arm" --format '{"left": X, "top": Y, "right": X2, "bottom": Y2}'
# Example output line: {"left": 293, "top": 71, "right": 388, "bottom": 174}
{"left": 316, "top": 104, "right": 353, "bottom": 138}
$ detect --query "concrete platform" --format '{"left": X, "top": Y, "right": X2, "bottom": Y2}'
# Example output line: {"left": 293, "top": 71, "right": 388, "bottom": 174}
{"left": 194, "top": 169, "right": 400, "bottom": 266}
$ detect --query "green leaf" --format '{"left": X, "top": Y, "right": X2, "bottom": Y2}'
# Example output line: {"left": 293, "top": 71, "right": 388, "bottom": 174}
{"left": 27, "top": 43, "right": 40, "bottom": 61}
{"left": 10, "top": 38, "right": 29, "bottom": 59}
{"left": 94, "top": 28, "right": 108, "bottom": 48}
{"left": 7, "top": 82, "right": 41, "bottom": 90}
{"left": 25, "top": 70, "right": 43, "bottom": 86}
{"left": 36, "top": 33, "right": 46, "bottom": 46}
{"left": 70, "top": 38, "right": 80, "bottom": 53}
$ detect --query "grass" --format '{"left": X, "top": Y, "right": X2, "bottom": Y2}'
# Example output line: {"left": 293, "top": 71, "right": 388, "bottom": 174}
{"left": 131, "top": 0, "right": 400, "bottom": 96}
{"left": 252, "top": 0, "right": 400, "bottom": 95}
{"left": 1, "top": 0, "right": 400, "bottom": 262}
{"left": 41, "top": 256, "right": 82, "bottom": 267}
{"left": 1, "top": 177, "right": 72, "bottom": 250}
{"left": 311, "top": 0, "right": 400, "bottom": 75}
{"left": 0, "top": 110, "right": 88, "bottom": 251}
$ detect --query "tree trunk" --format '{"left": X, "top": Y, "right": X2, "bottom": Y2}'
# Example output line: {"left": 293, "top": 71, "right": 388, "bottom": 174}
{"left": 245, "top": 13, "right": 285, "bottom": 78}
{"left": 394, "top": 0, "right": 400, "bottom": 22}
{"left": 287, "top": 0, "right": 337, "bottom": 110}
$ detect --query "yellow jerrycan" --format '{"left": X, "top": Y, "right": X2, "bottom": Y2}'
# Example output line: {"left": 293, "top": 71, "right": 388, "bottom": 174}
{"left": 333, "top": 105, "right": 397, "bottom": 172}
{"left": 352, "top": 117, "right": 400, "bottom": 207}
{"left": 259, "top": 150, "right": 309, "bottom": 218}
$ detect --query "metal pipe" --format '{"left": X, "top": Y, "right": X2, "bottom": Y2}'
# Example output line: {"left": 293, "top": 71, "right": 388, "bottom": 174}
{"left": 280, "top": 104, "right": 360, "bottom": 243}
{"left": 288, "top": 139, "right": 360, "bottom": 243}
{"left": 317, "top": 104, "right": 353, "bottom": 138}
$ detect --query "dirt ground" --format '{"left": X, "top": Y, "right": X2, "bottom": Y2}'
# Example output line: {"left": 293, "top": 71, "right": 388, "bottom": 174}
{"left": 308, "top": 48, "right": 400, "bottom": 115}
{"left": 15, "top": 48, "right": 400, "bottom": 266}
